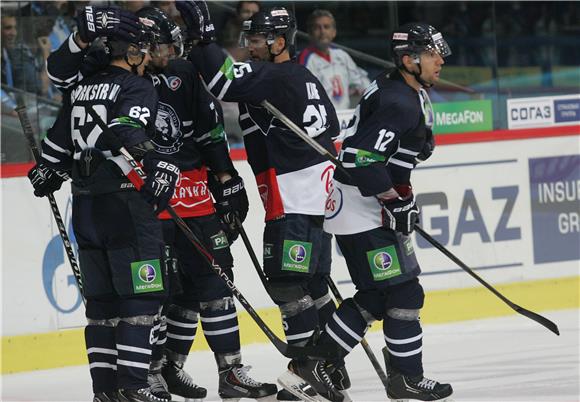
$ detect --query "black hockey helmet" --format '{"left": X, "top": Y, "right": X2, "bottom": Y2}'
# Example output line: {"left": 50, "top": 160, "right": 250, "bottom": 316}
{"left": 391, "top": 22, "right": 451, "bottom": 67}
{"left": 105, "top": 17, "right": 159, "bottom": 58}
{"left": 136, "top": 6, "right": 183, "bottom": 57}
{"left": 240, "top": 7, "right": 297, "bottom": 57}
{"left": 105, "top": 17, "right": 159, "bottom": 74}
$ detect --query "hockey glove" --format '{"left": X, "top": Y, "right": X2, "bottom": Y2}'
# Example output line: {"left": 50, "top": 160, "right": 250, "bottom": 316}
{"left": 141, "top": 154, "right": 180, "bottom": 215}
{"left": 28, "top": 163, "right": 69, "bottom": 197}
{"left": 209, "top": 174, "right": 249, "bottom": 226}
{"left": 75, "top": 6, "right": 141, "bottom": 43}
{"left": 175, "top": 0, "right": 216, "bottom": 43}
{"left": 381, "top": 194, "right": 420, "bottom": 235}
{"left": 415, "top": 128, "right": 435, "bottom": 164}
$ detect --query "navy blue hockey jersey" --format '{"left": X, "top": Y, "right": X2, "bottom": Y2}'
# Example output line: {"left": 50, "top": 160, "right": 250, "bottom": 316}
{"left": 324, "top": 70, "right": 433, "bottom": 234}
{"left": 189, "top": 43, "right": 340, "bottom": 220}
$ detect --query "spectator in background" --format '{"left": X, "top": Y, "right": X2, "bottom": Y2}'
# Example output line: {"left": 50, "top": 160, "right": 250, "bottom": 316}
{"left": 299, "top": 9, "right": 370, "bottom": 110}
{"left": 220, "top": 1, "right": 261, "bottom": 61}
{"left": 1, "top": 13, "right": 18, "bottom": 115}
{"left": 1, "top": 12, "right": 46, "bottom": 98}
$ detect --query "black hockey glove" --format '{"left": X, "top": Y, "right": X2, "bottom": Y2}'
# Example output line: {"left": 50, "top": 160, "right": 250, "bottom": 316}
{"left": 141, "top": 154, "right": 180, "bottom": 215}
{"left": 28, "top": 163, "right": 69, "bottom": 197}
{"left": 415, "top": 127, "right": 435, "bottom": 164}
{"left": 209, "top": 174, "right": 249, "bottom": 226}
{"left": 381, "top": 194, "right": 420, "bottom": 235}
{"left": 75, "top": 6, "right": 141, "bottom": 43}
{"left": 175, "top": 0, "right": 216, "bottom": 43}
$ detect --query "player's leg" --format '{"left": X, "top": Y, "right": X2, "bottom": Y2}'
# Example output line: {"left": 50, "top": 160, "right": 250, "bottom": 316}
{"left": 160, "top": 218, "right": 207, "bottom": 400}
{"left": 73, "top": 195, "right": 121, "bottom": 402}
{"left": 174, "top": 214, "right": 277, "bottom": 400}
{"left": 101, "top": 192, "right": 168, "bottom": 402}
{"left": 384, "top": 278, "right": 453, "bottom": 401}
{"left": 266, "top": 215, "right": 342, "bottom": 402}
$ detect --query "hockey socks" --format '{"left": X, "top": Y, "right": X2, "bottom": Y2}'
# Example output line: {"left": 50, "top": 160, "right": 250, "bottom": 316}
{"left": 164, "top": 304, "right": 198, "bottom": 362}
{"left": 85, "top": 323, "right": 118, "bottom": 394}
{"left": 384, "top": 314, "right": 423, "bottom": 376}
{"left": 322, "top": 298, "right": 369, "bottom": 359}
{"left": 199, "top": 296, "right": 240, "bottom": 353}
{"left": 116, "top": 319, "right": 155, "bottom": 390}
{"left": 279, "top": 295, "right": 319, "bottom": 346}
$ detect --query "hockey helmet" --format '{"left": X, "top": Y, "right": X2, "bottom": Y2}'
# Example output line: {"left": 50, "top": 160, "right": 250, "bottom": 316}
{"left": 136, "top": 7, "right": 183, "bottom": 57}
{"left": 240, "top": 7, "right": 297, "bottom": 50}
{"left": 105, "top": 17, "right": 159, "bottom": 59}
{"left": 391, "top": 23, "right": 451, "bottom": 67}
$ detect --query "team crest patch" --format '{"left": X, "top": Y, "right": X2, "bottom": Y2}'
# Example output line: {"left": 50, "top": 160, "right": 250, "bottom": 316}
{"left": 211, "top": 231, "right": 229, "bottom": 250}
{"left": 281, "top": 240, "right": 312, "bottom": 273}
{"left": 366, "top": 246, "right": 401, "bottom": 281}
{"left": 167, "top": 76, "right": 182, "bottom": 91}
{"left": 131, "top": 259, "right": 164, "bottom": 294}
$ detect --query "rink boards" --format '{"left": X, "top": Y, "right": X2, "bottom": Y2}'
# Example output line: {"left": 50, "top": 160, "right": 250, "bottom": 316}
{"left": 1, "top": 129, "right": 579, "bottom": 373}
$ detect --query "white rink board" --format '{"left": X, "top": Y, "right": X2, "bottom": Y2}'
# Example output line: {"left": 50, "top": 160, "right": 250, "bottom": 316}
{"left": 2, "top": 135, "right": 579, "bottom": 336}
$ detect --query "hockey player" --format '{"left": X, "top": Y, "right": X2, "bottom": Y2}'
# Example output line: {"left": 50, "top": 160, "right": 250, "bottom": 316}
{"left": 176, "top": 2, "right": 346, "bottom": 401}
{"left": 46, "top": 5, "right": 277, "bottom": 401}
{"left": 321, "top": 23, "right": 454, "bottom": 401}
{"left": 28, "top": 10, "right": 180, "bottom": 402}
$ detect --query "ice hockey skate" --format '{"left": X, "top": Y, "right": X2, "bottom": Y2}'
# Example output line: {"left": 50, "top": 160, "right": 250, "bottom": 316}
{"left": 219, "top": 364, "right": 278, "bottom": 401}
{"left": 385, "top": 351, "right": 453, "bottom": 401}
{"left": 148, "top": 371, "right": 172, "bottom": 400}
{"left": 278, "top": 359, "right": 344, "bottom": 402}
{"left": 162, "top": 360, "right": 207, "bottom": 400}
{"left": 93, "top": 391, "right": 120, "bottom": 402}
{"left": 117, "top": 388, "right": 170, "bottom": 402}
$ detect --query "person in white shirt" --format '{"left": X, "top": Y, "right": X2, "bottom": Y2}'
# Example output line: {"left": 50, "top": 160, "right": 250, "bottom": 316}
{"left": 299, "top": 9, "right": 370, "bottom": 110}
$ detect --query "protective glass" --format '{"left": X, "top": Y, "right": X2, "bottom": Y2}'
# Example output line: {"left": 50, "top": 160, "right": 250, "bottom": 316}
{"left": 239, "top": 32, "right": 268, "bottom": 49}
{"left": 427, "top": 32, "right": 452, "bottom": 58}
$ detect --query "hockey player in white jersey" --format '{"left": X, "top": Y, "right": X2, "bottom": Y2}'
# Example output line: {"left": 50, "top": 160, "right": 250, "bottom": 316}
{"left": 321, "top": 23, "right": 454, "bottom": 401}
{"left": 299, "top": 10, "right": 370, "bottom": 111}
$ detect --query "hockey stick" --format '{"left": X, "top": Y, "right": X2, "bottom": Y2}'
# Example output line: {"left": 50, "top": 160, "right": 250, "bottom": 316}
{"left": 16, "top": 103, "right": 85, "bottom": 303}
{"left": 261, "top": 99, "right": 560, "bottom": 336}
{"left": 87, "top": 107, "right": 335, "bottom": 359}
{"left": 324, "top": 277, "right": 390, "bottom": 392}
{"left": 233, "top": 216, "right": 270, "bottom": 288}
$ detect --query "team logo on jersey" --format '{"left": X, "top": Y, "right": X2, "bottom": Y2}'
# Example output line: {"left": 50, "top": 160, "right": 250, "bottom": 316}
{"left": 367, "top": 246, "right": 402, "bottom": 281}
{"left": 131, "top": 259, "right": 164, "bottom": 293}
{"left": 139, "top": 264, "right": 157, "bottom": 283}
{"left": 373, "top": 252, "right": 392, "bottom": 271}
{"left": 325, "top": 187, "right": 343, "bottom": 219}
{"left": 167, "top": 76, "right": 182, "bottom": 91}
{"left": 289, "top": 244, "right": 307, "bottom": 263}
{"left": 153, "top": 102, "right": 182, "bottom": 153}
{"left": 282, "top": 240, "right": 312, "bottom": 273}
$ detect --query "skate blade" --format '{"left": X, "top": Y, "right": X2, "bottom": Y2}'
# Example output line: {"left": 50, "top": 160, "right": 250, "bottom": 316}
{"left": 340, "top": 390, "right": 352, "bottom": 402}
{"left": 390, "top": 398, "right": 454, "bottom": 402}
{"left": 277, "top": 371, "right": 319, "bottom": 402}
{"left": 220, "top": 395, "right": 278, "bottom": 402}
{"left": 183, "top": 398, "right": 205, "bottom": 402}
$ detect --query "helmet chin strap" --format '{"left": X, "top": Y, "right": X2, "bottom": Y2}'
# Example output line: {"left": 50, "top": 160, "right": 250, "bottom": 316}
{"left": 125, "top": 52, "right": 145, "bottom": 75}
{"left": 403, "top": 59, "right": 433, "bottom": 88}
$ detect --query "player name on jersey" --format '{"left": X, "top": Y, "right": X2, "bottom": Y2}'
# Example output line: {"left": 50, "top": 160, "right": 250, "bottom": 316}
{"left": 70, "top": 83, "right": 121, "bottom": 104}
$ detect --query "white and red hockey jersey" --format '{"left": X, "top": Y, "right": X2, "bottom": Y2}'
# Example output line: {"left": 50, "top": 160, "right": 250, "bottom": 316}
{"left": 299, "top": 46, "right": 370, "bottom": 111}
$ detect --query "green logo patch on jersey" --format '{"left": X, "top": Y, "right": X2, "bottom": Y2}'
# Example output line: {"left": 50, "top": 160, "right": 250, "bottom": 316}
{"left": 281, "top": 240, "right": 312, "bottom": 273}
{"left": 366, "top": 246, "right": 402, "bottom": 281}
{"left": 211, "top": 231, "right": 229, "bottom": 250}
{"left": 355, "top": 149, "right": 386, "bottom": 167}
{"left": 131, "top": 259, "right": 164, "bottom": 294}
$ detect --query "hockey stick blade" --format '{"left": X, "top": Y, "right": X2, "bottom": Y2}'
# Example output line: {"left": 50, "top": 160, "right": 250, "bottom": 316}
{"left": 16, "top": 103, "right": 85, "bottom": 301}
{"left": 261, "top": 99, "right": 560, "bottom": 337}
{"left": 414, "top": 226, "right": 560, "bottom": 336}
{"left": 86, "top": 107, "right": 336, "bottom": 359}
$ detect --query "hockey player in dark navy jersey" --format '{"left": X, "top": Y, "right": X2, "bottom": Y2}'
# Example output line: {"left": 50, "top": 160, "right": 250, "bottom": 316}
{"left": 28, "top": 12, "right": 181, "bottom": 402}
{"left": 322, "top": 23, "right": 454, "bottom": 401}
{"left": 176, "top": 2, "right": 346, "bottom": 401}
{"left": 45, "top": 5, "right": 277, "bottom": 401}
